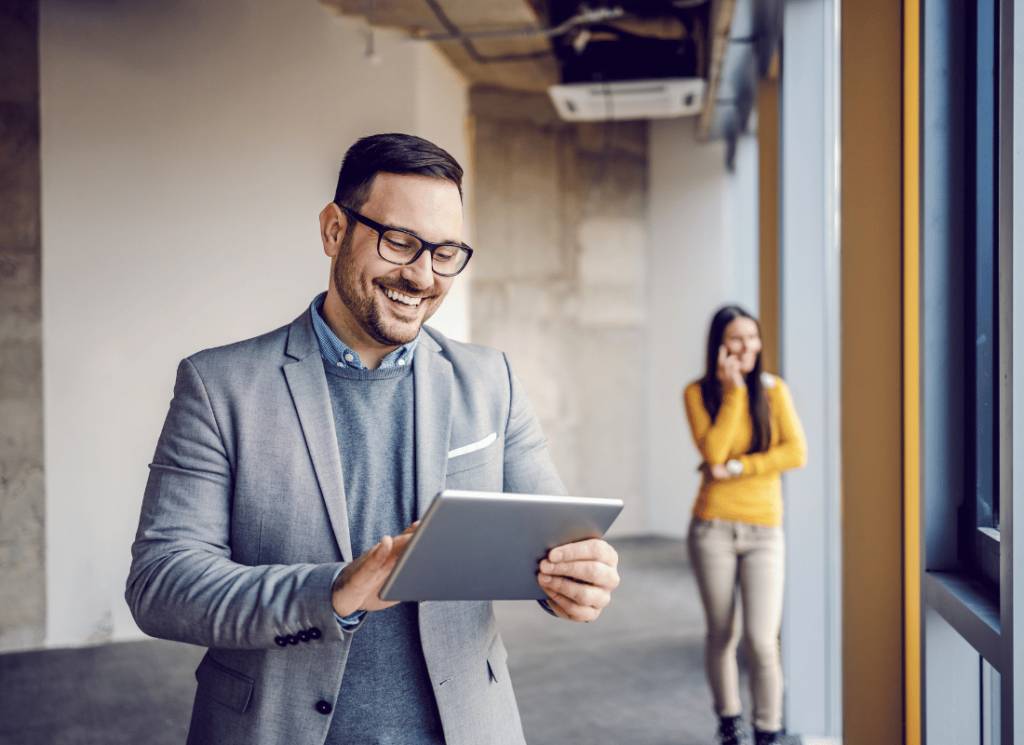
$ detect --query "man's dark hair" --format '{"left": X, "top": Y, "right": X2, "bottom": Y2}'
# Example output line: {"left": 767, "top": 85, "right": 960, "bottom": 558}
{"left": 333, "top": 133, "right": 464, "bottom": 211}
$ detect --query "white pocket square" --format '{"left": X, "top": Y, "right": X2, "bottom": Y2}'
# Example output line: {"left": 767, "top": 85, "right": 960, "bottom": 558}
{"left": 447, "top": 432, "right": 497, "bottom": 458}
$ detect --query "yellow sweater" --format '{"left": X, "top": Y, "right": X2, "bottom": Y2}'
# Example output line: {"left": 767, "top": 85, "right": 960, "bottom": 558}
{"left": 683, "top": 373, "right": 807, "bottom": 527}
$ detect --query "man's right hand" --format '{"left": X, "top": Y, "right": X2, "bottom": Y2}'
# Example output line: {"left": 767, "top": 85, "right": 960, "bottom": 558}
{"left": 331, "top": 522, "right": 419, "bottom": 618}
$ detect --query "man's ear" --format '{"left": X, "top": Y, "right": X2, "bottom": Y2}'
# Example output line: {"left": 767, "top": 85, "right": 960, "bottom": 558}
{"left": 320, "top": 203, "right": 346, "bottom": 258}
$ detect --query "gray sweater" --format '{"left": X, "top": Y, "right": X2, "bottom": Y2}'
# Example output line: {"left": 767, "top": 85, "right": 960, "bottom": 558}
{"left": 324, "top": 362, "right": 444, "bottom": 744}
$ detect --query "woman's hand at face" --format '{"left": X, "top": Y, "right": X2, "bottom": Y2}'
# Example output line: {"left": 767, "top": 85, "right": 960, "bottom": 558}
{"left": 716, "top": 345, "right": 746, "bottom": 389}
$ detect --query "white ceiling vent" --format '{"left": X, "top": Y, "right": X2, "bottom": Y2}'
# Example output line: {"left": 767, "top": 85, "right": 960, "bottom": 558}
{"left": 547, "top": 78, "right": 706, "bottom": 122}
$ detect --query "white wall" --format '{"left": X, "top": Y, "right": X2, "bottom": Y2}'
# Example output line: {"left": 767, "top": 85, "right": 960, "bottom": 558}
{"left": 644, "top": 121, "right": 758, "bottom": 538}
{"left": 725, "top": 134, "right": 760, "bottom": 311}
{"left": 39, "top": 0, "right": 470, "bottom": 647}
{"left": 413, "top": 42, "right": 472, "bottom": 342}
{"left": 777, "top": 0, "right": 843, "bottom": 733}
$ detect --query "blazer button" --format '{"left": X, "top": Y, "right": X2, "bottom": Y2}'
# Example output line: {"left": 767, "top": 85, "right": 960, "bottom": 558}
{"left": 297, "top": 630, "right": 310, "bottom": 642}
{"left": 286, "top": 635, "right": 299, "bottom": 645}
{"left": 308, "top": 627, "right": 322, "bottom": 640}
{"left": 274, "top": 636, "right": 287, "bottom": 647}
{"left": 315, "top": 700, "right": 333, "bottom": 715}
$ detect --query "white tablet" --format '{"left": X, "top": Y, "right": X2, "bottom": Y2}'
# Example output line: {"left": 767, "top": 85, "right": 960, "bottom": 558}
{"left": 379, "top": 489, "right": 624, "bottom": 602}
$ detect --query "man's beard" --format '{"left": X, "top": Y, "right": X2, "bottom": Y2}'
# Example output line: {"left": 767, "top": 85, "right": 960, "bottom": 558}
{"left": 332, "top": 229, "right": 439, "bottom": 346}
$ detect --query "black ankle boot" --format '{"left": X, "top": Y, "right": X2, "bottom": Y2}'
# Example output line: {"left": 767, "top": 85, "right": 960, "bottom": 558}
{"left": 753, "top": 729, "right": 781, "bottom": 745}
{"left": 717, "top": 715, "right": 746, "bottom": 745}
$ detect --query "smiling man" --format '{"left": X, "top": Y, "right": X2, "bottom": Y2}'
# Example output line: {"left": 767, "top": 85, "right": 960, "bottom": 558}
{"left": 322, "top": 168, "right": 463, "bottom": 367}
{"left": 126, "top": 133, "right": 620, "bottom": 745}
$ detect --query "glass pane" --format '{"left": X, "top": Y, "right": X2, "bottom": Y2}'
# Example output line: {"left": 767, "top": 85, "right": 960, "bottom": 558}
{"left": 971, "top": 0, "right": 998, "bottom": 531}
{"left": 431, "top": 246, "right": 469, "bottom": 275}
{"left": 380, "top": 229, "right": 422, "bottom": 260}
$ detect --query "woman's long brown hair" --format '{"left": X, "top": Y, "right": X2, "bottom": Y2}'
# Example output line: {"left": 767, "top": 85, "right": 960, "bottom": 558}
{"left": 698, "top": 305, "right": 772, "bottom": 453}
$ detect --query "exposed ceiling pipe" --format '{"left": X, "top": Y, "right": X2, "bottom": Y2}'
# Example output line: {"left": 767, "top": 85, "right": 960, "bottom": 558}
{"left": 419, "top": 0, "right": 553, "bottom": 63}
{"left": 408, "top": 6, "right": 625, "bottom": 43}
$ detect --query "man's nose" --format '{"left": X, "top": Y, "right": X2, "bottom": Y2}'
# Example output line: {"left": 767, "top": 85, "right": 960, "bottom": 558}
{"left": 400, "top": 250, "right": 435, "bottom": 289}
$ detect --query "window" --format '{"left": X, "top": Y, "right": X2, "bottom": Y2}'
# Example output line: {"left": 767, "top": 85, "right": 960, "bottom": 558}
{"left": 961, "top": 0, "right": 1001, "bottom": 591}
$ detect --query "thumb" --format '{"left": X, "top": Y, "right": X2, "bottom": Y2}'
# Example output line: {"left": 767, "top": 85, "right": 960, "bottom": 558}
{"left": 347, "top": 541, "right": 391, "bottom": 592}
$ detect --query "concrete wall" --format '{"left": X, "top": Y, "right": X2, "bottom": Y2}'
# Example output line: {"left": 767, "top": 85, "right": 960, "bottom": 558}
{"left": 468, "top": 90, "right": 755, "bottom": 539}
{"left": 35, "top": 0, "right": 471, "bottom": 649}
{"left": 468, "top": 87, "right": 649, "bottom": 536}
{"left": 13, "top": 0, "right": 755, "bottom": 650}
{"left": 0, "top": 1, "right": 46, "bottom": 652}
{"left": 646, "top": 121, "right": 759, "bottom": 539}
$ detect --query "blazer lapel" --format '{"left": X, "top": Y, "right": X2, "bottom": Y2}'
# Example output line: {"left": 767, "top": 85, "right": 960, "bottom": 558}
{"left": 412, "top": 333, "right": 453, "bottom": 520}
{"left": 282, "top": 313, "right": 354, "bottom": 562}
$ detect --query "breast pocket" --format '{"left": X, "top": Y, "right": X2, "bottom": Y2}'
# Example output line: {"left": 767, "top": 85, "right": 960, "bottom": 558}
{"left": 445, "top": 433, "right": 501, "bottom": 490}
{"left": 446, "top": 432, "right": 498, "bottom": 475}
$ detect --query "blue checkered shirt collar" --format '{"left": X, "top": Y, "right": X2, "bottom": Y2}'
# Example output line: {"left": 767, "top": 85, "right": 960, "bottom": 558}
{"left": 309, "top": 292, "right": 419, "bottom": 371}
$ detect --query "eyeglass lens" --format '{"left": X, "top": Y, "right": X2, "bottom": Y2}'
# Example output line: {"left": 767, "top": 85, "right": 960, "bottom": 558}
{"left": 379, "top": 230, "right": 470, "bottom": 276}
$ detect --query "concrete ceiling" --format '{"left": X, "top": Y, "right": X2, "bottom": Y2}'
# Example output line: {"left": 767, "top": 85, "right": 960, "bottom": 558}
{"left": 317, "top": 0, "right": 559, "bottom": 92}
{"left": 316, "top": 0, "right": 781, "bottom": 154}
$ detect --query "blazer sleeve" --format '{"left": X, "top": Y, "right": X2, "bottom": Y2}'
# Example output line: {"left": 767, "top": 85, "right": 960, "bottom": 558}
{"left": 735, "top": 377, "right": 808, "bottom": 477}
{"left": 500, "top": 355, "right": 568, "bottom": 497}
{"left": 683, "top": 382, "right": 749, "bottom": 465}
{"left": 125, "top": 357, "right": 348, "bottom": 650}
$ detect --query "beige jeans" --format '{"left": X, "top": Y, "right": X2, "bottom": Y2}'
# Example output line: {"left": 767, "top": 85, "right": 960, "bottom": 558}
{"left": 687, "top": 518, "right": 785, "bottom": 733}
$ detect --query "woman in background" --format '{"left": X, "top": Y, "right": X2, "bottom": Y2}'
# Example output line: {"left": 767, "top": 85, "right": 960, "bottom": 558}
{"left": 683, "top": 305, "right": 807, "bottom": 745}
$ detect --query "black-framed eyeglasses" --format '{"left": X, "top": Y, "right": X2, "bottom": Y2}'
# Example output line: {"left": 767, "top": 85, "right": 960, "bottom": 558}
{"left": 336, "top": 204, "right": 473, "bottom": 277}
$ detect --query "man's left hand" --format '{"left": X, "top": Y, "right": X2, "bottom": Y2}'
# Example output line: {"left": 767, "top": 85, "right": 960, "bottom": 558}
{"left": 537, "top": 538, "right": 620, "bottom": 622}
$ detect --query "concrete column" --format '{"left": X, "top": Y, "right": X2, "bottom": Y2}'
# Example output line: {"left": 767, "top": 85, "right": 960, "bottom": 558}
{"left": 468, "top": 87, "right": 648, "bottom": 535}
{"left": 0, "top": 0, "right": 46, "bottom": 651}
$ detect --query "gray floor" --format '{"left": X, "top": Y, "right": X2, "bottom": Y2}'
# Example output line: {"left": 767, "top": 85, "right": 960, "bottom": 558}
{"left": 495, "top": 536, "right": 735, "bottom": 745}
{"left": 0, "top": 537, "right": 778, "bottom": 745}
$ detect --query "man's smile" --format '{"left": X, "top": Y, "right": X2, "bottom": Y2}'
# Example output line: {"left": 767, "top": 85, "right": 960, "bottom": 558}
{"left": 382, "top": 286, "right": 423, "bottom": 307}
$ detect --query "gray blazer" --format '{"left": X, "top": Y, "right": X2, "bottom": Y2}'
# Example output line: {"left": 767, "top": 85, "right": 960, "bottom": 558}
{"left": 126, "top": 309, "right": 566, "bottom": 745}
